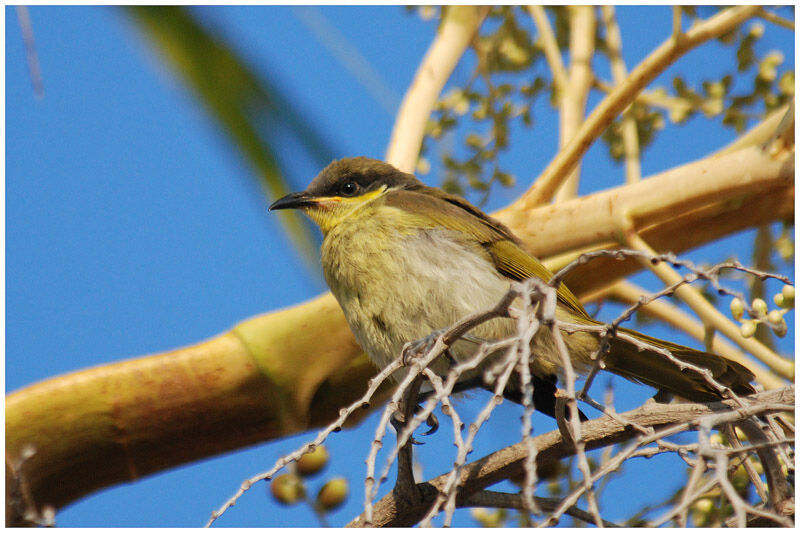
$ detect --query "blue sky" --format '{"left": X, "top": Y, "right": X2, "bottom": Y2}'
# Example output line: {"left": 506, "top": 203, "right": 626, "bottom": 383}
{"left": 6, "top": 6, "right": 794, "bottom": 527}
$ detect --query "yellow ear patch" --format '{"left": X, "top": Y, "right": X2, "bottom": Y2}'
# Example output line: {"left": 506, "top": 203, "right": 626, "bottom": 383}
{"left": 331, "top": 186, "right": 387, "bottom": 205}
{"left": 302, "top": 186, "right": 387, "bottom": 234}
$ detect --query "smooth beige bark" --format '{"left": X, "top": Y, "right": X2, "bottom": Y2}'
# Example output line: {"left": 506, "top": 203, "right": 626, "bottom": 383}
{"left": 554, "top": 5, "right": 595, "bottom": 202}
{"left": 495, "top": 143, "right": 793, "bottom": 259}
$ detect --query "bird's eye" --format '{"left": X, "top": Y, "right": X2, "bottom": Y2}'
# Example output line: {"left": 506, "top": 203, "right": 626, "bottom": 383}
{"left": 339, "top": 181, "right": 359, "bottom": 196}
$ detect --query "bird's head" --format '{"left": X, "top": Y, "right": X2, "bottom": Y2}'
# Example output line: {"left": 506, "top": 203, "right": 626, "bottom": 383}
{"left": 269, "top": 157, "right": 423, "bottom": 234}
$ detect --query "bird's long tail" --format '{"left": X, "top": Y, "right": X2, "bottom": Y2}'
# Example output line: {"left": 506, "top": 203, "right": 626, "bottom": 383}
{"left": 604, "top": 328, "right": 756, "bottom": 402}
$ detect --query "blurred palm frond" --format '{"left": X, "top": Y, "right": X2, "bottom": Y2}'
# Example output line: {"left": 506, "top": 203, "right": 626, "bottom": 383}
{"left": 124, "top": 5, "right": 338, "bottom": 265}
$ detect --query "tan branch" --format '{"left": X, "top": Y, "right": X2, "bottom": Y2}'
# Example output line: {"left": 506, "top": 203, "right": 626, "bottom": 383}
{"left": 757, "top": 7, "right": 795, "bottom": 31}
{"left": 713, "top": 103, "right": 792, "bottom": 156}
{"left": 5, "top": 293, "right": 383, "bottom": 522}
{"left": 601, "top": 5, "right": 641, "bottom": 183}
{"left": 527, "top": 6, "right": 568, "bottom": 94}
{"left": 521, "top": 5, "right": 760, "bottom": 207}
{"left": 594, "top": 78, "right": 695, "bottom": 116}
{"left": 544, "top": 188, "right": 792, "bottom": 304}
{"left": 672, "top": 6, "right": 683, "bottom": 39}
{"left": 385, "top": 6, "right": 490, "bottom": 173}
{"left": 555, "top": 6, "right": 596, "bottom": 202}
{"left": 347, "top": 387, "right": 794, "bottom": 527}
{"left": 496, "top": 141, "right": 793, "bottom": 260}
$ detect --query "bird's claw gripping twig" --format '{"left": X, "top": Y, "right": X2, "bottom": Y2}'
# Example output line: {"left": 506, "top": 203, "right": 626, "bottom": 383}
{"left": 422, "top": 411, "right": 439, "bottom": 436}
{"left": 391, "top": 413, "right": 424, "bottom": 445}
{"left": 401, "top": 328, "right": 448, "bottom": 366}
{"left": 391, "top": 407, "right": 440, "bottom": 443}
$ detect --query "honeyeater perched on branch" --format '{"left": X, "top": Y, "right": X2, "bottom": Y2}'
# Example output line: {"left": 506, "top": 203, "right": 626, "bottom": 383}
{"left": 270, "top": 157, "right": 755, "bottom": 417}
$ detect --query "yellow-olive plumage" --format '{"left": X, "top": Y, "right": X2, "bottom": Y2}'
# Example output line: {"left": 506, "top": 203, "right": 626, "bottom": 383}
{"left": 270, "top": 157, "right": 754, "bottom": 417}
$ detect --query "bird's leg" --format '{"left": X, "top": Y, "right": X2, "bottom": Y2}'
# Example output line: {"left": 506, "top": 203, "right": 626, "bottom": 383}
{"left": 400, "top": 328, "right": 488, "bottom": 365}
{"left": 554, "top": 393, "right": 576, "bottom": 445}
{"left": 393, "top": 373, "right": 424, "bottom": 505}
{"left": 397, "top": 327, "right": 463, "bottom": 439}
{"left": 395, "top": 330, "right": 447, "bottom": 441}
{"left": 397, "top": 328, "right": 490, "bottom": 438}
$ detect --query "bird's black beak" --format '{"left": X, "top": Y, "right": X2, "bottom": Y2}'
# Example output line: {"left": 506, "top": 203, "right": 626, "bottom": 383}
{"left": 269, "top": 191, "right": 314, "bottom": 211}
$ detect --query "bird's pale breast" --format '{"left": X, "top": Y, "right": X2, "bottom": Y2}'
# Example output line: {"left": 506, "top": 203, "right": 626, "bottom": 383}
{"left": 321, "top": 202, "right": 599, "bottom": 382}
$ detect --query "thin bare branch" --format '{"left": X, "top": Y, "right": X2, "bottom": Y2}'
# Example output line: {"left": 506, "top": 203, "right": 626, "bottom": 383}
{"left": 205, "top": 357, "right": 404, "bottom": 527}
{"left": 348, "top": 387, "right": 793, "bottom": 527}
{"left": 344, "top": 249, "right": 793, "bottom": 527}
{"left": 521, "top": 6, "right": 760, "bottom": 206}
{"left": 462, "top": 491, "right": 622, "bottom": 527}
{"left": 723, "top": 424, "right": 769, "bottom": 503}
{"left": 603, "top": 280, "right": 783, "bottom": 388}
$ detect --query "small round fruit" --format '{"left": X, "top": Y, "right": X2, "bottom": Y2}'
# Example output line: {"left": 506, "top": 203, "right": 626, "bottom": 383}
{"left": 730, "top": 297, "right": 744, "bottom": 321}
{"left": 317, "top": 478, "right": 348, "bottom": 511}
{"left": 740, "top": 320, "right": 757, "bottom": 338}
{"left": 781, "top": 285, "right": 795, "bottom": 306}
{"left": 270, "top": 474, "right": 305, "bottom": 505}
{"left": 296, "top": 445, "right": 329, "bottom": 476}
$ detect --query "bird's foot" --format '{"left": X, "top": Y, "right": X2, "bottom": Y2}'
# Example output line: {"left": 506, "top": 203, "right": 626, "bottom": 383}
{"left": 422, "top": 411, "right": 439, "bottom": 436}
{"left": 390, "top": 409, "right": 439, "bottom": 444}
{"left": 401, "top": 328, "right": 449, "bottom": 366}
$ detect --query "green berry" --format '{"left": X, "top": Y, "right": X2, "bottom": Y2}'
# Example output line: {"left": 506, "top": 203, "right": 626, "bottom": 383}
{"left": 751, "top": 298, "right": 768, "bottom": 316}
{"left": 316, "top": 478, "right": 348, "bottom": 511}
{"left": 694, "top": 498, "right": 713, "bottom": 513}
{"left": 730, "top": 298, "right": 744, "bottom": 321}
{"left": 296, "top": 445, "right": 329, "bottom": 477}
{"left": 767, "top": 309, "right": 783, "bottom": 325}
{"left": 471, "top": 507, "right": 505, "bottom": 527}
{"left": 781, "top": 285, "right": 795, "bottom": 306}
{"left": 740, "top": 320, "right": 757, "bottom": 338}
{"left": 270, "top": 474, "right": 305, "bottom": 505}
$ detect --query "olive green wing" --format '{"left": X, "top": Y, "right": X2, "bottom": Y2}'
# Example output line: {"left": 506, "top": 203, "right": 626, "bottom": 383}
{"left": 483, "top": 239, "right": 589, "bottom": 320}
{"left": 384, "top": 188, "right": 590, "bottom": 320}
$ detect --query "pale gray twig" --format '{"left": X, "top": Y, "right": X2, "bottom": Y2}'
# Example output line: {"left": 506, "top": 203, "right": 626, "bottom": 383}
{"left": 205, "top": 357, "right": 403, "bottom": 527}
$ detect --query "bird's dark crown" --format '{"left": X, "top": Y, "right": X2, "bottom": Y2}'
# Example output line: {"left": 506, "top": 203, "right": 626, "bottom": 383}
{"left": 305, "top": 157, "right": 424, "bottom": 198}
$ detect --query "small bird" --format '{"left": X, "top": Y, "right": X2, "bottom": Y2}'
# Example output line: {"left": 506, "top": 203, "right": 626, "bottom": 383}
{"left": 270, "top": 157, "right": 755, "bottom": 418}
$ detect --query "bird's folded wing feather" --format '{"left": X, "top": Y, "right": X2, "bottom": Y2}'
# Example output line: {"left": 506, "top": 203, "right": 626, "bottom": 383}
{"left": 384, "top": 188, "right": 590, "bottom": 320}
